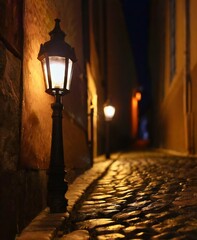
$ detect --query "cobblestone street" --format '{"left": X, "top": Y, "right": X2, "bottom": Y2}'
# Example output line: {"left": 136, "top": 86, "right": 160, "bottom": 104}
{"left": 61, "top": 151, "right": 197, "bottom": 240}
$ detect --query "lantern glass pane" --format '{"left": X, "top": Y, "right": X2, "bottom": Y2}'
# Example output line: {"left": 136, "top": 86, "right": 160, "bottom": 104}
{"left": 49, "top": 56, "right": 65, "bottom": 89}
{"left": 104, "top": 105, "right": 115, "bottom": 121}
{"left": 42, "top": 58, "right": 49, "bottom": 89}
{"left": 66, "top": 59, "right": 73, "bottom": 90}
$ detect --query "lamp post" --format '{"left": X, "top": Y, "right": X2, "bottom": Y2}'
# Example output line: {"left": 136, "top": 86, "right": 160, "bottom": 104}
{"left": 38, "top": 19, "right": 77, "bottom": 213}
{"left": 103, "top": 103, "right": 115, "bottom": 159}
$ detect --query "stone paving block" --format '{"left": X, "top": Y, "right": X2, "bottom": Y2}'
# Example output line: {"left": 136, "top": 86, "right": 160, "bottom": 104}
{"left": 97, "top": 233, "right": 125, "bottom": 239}
{"left": 76, "top": 218, "right": 115, "bottom": 230}
{"left": 95, "top": 224, "right": 125, "bottom": 233}
{"left": 61, "top": 230, "right": 90, "bottom": 240}
{"left": 113, "top": 210, "right": 142, "bottom": 220}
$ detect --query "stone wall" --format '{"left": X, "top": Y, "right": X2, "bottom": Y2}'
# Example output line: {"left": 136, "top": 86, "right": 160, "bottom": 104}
{"left": 0, "top": 0, "right": 90, "bottom": 239}
{"left": 0, "top": 28, "right": 44, "bottom": 240}
{"left": 0, "top": 40, "right": 22, "bottom": 239}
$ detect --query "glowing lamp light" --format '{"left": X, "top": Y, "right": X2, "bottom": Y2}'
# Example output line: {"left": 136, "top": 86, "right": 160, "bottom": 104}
{"left": 38, "top": 19, "right": 76, "bottom": 96}
{"left": 104, "top": 105, "right": 116, "bottom": 121}
{"left": 135, "top": 91, "right": 141, "bottom": 101}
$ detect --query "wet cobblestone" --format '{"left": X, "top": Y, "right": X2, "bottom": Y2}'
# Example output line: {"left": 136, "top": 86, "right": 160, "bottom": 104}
{"left": 61, "top": 152, "right": 197, "bottom": 239}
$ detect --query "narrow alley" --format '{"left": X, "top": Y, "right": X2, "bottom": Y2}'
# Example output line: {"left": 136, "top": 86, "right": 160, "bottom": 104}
{"left": 2, "top": 1, "right": 197, "bottom": 239}
{"left": 60, "top": 151, "right": 197, "bottom": 240}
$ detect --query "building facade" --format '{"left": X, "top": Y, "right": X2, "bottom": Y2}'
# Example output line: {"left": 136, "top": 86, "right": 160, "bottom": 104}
{"left": 87, "top": 0, "right": 137, "bottom": 155}
{"left": 0, "top": 0, "right": 136, "bottom": 238}
{"left": 149, "top": 0, "right": 197, "bottom": 155}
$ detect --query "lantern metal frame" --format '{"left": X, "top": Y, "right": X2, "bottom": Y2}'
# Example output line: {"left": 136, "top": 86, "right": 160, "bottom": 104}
{"left": 38, "top": 19, "right": 77, "bottom": 96}
{"left": 38, "top": 19, "right": 76, "bottom": 213}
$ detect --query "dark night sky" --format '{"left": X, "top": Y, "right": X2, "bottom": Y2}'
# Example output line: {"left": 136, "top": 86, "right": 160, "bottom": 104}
{"left": 121, "top": 0, "right": 151, "bottom": 112}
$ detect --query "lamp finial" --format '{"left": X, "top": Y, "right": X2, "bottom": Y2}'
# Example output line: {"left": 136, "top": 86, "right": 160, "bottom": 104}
{"left": 49, "top": 19, "right": 66, "bottom": 40}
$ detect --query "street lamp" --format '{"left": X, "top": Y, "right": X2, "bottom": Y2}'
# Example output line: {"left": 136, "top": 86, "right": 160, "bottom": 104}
{"left": 38, "top": 19, "right": 77, "bottom": 213}
{"left": 103, "top": 103, "right": 115, "bottom": 159}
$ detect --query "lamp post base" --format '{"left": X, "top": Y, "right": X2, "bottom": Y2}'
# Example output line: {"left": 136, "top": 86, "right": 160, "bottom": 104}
{"left": 47, "top": 169, "right": 68, "bottom": 213}
{"left": 48, "top": 94, "right": 68, "bottom": 213}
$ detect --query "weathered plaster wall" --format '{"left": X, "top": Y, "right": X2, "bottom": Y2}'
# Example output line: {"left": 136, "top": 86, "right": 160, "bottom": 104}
{"left": 107, "top": 0, "right": 136, "bottom": 150}
{"left": 22, "top": 0, "right": 90, "bottom": 171}
{"left": 149, "top": 0, "right": 187, "bottom": 153}
{"left": 87, "top": 0, "right": 136, "bottom": 155}
{"left": 88, "top": 0, "right": 105, "bottom": 155}
{"left": 160, "top": 0, "right": 187, "bottom": 153}
{"left": 0, "top": 0, "right": 90, "bottom": 239}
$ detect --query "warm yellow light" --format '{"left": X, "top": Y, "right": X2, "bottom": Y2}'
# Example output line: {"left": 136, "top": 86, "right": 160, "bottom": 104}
{"left": 49, "top": 56, "right": 65, "bottom": 89}
{"left": 104, "top": 105, "right": 115, "bottom": 121}
{"left": 42, "top": 56, "right": 73, "bottom": 93}
{"left": 42, "top": 56, "right": 65, "bottom": 90}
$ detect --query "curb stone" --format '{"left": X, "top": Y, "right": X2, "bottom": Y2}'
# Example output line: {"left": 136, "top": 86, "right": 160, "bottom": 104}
{"left": 16, "top": 155, "right": 116, "bottom": 240}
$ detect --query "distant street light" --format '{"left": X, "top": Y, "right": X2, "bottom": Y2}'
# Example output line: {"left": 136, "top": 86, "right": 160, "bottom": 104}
{"left": 135, "top": 91, "right": 142, "bottom": 101}
{"left": 103, "top": 103, "right": 115, "bottom": 159}
{"left": 38, "top": 19, "right": 77, "bottom": 213}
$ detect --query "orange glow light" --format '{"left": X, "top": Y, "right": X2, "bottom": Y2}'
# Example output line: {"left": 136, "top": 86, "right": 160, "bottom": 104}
{"left": 135, "top": 92, "right": 141, "bottom": 101}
